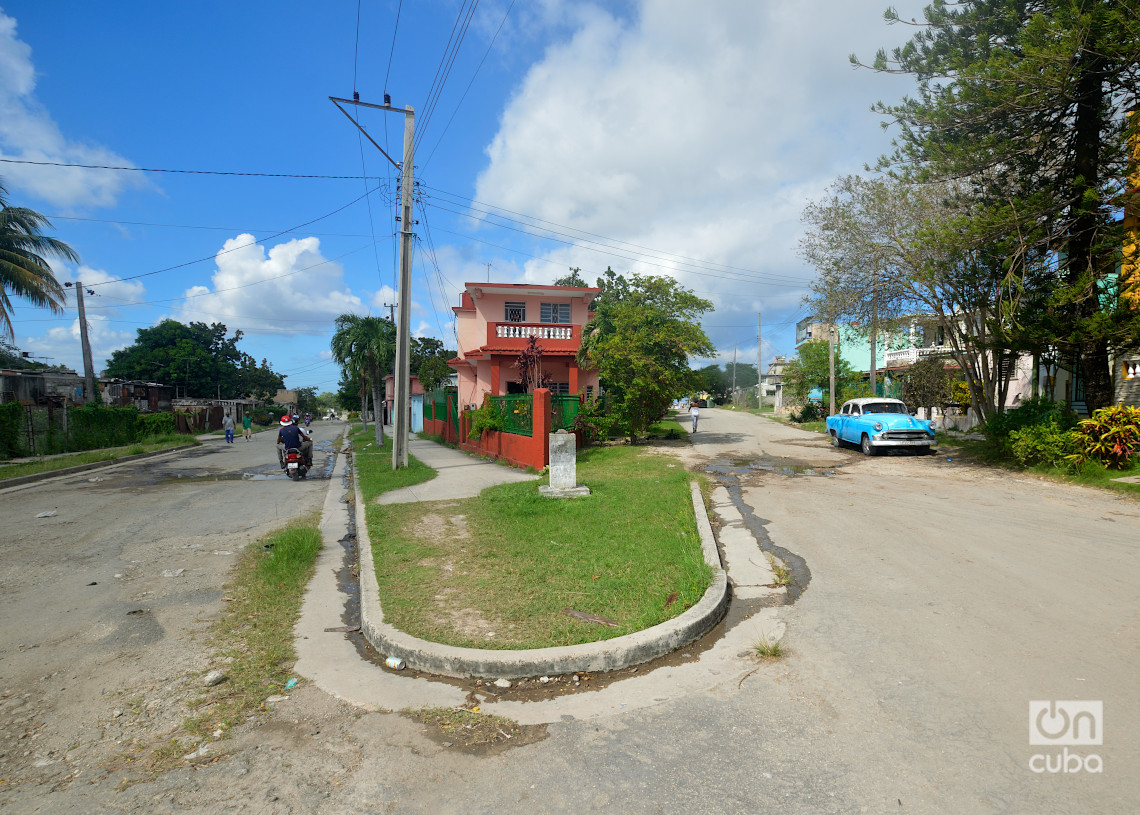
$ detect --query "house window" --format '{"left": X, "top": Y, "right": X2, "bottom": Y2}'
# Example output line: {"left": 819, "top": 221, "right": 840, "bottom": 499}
{"left": 548, "top": 382, "right": 570, "bottom": 394}
{"left": 1124, "top": 360, "right": 1139, "bottom": 380}
{"left": 540, "top": 302, "right": 570, "bottom": 324}
{"left": 504, "top": 302, "right": 526, "bottom": 322}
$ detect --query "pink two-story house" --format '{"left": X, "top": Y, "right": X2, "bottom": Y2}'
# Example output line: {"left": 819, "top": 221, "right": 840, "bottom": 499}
{"left": 448, "top": 282, "right": 601, "bottom": 408}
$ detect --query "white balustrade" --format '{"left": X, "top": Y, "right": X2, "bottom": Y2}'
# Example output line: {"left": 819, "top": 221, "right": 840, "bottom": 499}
{"left": 495, "top": 324, "right": 573, "bottom": 340}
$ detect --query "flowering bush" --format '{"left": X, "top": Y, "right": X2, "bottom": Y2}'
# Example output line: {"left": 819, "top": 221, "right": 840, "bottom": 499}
{"left": 1066, "top": 405, "right": 1140, "bottom": 470}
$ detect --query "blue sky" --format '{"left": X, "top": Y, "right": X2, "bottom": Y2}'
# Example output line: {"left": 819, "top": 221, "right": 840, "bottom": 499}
{"left": 2, "top": 0, "right": 926, "bottom": 394}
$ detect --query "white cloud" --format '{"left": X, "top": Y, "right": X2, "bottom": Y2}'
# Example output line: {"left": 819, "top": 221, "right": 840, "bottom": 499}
{"left": 51, "top": 262, "right": 146, "bottom": 316}
{"left": 20, "top": 313, "right": 134, "bottom": 374}
{"left": 0, "top": 10, "right": 148, "bottom": 208}
{"left": 174, "top": 234, "right": 365, "bottom": 335}
{"left": 472, "top": 0, "right": 926, "bottom": 354}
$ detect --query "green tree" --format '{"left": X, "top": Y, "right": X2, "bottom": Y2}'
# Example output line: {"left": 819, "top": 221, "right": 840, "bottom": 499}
{"left": 104, "top": 319, "right": 283, "bottom": 399}
{"left": 900, "top": 355, "right": 956, "bottom": 415}
{"left": 0, "top": 179, "right": 77, "bottom": 339}
{"left": 858, "top": 0, "right": 1140, "bottom": 410}
{"left": 553, "top": 266, "right": 588, "bottom": 287}
{"left": 782, "top": 339, "right": 859, "bottom": 408}
{"left": 330, "top": 314, "right": 395, "bottom": 446}
{"left": 579, "top": 270, "right": 714, "bottom": 442}
{"left": 410, "top": 336, "right": 456, "bottom": 391}
{"left": 693, "top": 364, "right": 729, "bottom": 404}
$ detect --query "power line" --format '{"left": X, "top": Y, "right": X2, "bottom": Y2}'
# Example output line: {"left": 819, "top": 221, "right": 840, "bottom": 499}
{"left": 88, "top": 185, "right": 384, "bottom": 287}
{"left": 422, "top": 197, "right": 808, "bottom": 288}
{"left": 384, "top": 0, "right": 404, "bottom": 91}
{"left": 422, "top": 0, "right": 515, "bottom": 170}
{"left": 416, "top": 0, "right": 481, "bottom": 150}
{"left": 419, "top": 185, "right": 807, "bottom": 284}
{"left": 0, "top": 157, "right": 379, "bottom": 180}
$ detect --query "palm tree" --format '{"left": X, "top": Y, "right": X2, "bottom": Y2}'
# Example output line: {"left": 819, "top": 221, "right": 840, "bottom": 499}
{"left": 330, "top": 313, "right": 395, "bottom": 446}
{"left": 0, "top": 180, "right": 78, "bottom": 339}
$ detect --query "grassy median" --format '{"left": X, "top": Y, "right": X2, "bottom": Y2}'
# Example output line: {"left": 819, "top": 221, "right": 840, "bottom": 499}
{"left": 356, "top": 439, "right": 713, "bottom": 650}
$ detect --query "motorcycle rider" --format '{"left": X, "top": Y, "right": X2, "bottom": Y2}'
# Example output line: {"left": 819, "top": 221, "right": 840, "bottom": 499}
{"left": 276, "top": 415, "right": 313, "bottom": 469}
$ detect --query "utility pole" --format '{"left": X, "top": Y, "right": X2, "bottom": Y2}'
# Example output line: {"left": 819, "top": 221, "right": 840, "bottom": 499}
{"left": 329, "top": 93, "right": 415, "bottom": 469}
{"left": 383, "top": 302, "right": 396, "bottom": 322}
{"left": 757, "top": 312, "right": 763, "bottom": 411}
{"left": 392, "top": 106, "right": 415, "bottom": 469}
{"left": 829, "top": 322, "right": 837, "bottom": 416}
{"left": 485, "top": 262, "right": 492, "bottom": 283}
{"left": 66, "top": 282, "right": 98, "bottom": 404}
{"left": 731, "top": 343, "right": 737, "bottom": 405}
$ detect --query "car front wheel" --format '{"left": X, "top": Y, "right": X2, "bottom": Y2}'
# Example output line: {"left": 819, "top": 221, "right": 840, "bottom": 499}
{"left": 830, "top": 431, "right": 841, "bottom": 448}
{"left": 860, "top": 434, "right": 876, "bottom": 456}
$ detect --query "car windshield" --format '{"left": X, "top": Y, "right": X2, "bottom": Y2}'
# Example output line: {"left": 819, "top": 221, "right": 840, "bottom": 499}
{"left": 862, "top": 402, "right": 908, "bottom": 415}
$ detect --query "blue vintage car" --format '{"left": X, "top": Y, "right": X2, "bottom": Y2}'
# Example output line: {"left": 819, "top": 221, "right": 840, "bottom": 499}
{"left": 826, "top": 397, "right": 936, "bottom": 456}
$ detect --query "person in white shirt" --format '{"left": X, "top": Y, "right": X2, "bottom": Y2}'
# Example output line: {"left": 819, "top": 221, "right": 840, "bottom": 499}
{"left": 689, "top": 402, "right": 700, "bottom": 433}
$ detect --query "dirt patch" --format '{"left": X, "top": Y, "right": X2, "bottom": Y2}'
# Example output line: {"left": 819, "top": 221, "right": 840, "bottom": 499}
{"left": 401, "top": 706, "right": 547, "bottom": 756}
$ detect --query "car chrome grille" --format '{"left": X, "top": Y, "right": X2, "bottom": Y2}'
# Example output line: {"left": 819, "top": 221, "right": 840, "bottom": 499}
{"left": 884, "top": 431, "right": 928, "bottom": 440}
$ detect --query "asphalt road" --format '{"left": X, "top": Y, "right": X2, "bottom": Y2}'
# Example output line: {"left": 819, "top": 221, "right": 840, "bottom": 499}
{"left": 1, "top": 411, "right": 1136, "bottom": 814}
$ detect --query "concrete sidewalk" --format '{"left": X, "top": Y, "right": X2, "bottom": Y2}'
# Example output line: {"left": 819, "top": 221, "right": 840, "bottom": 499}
{"left": 374, "top": 432, "right": 539, "bottom": 503}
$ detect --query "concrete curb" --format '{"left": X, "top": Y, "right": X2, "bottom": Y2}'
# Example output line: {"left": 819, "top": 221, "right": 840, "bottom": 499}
{"left": 0, "top": 444, "right": 200, "bottom": 490}
{"left": 356, "top": 464, "right": 729, "bottom": 680}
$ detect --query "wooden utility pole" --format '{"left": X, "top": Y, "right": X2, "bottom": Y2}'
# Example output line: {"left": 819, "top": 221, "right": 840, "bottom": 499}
{"left": 68, "top": 282, "right": 97, "bottom": 404}
{"left": 383, "top": 302, "right": 395, "bottom": 322}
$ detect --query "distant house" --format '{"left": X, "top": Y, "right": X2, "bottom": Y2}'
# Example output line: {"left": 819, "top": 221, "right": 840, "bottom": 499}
{"left": 100, "top": 379, "right": 174, "bottom": 412}
{"left": 0, "top": 368, "right": 87, "bottom": 406}
{"left": 448, "top": 282, "right": 601, "bottom": 408}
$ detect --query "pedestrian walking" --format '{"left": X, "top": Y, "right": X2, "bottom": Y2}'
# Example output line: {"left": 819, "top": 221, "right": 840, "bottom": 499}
{"left": 241, "top": 413, "right": 252, "bottom": 441}
{"left": 222, "top": 411, "right": 235, "bottom": 444}
{"left": 690, "top": 402, "right": 700, "bottom": 433}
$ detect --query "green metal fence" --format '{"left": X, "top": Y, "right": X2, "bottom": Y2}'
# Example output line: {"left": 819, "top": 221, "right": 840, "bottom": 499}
{"left": 489, "top": 394, "right": 532, "bottom": 436}
{"left": 550, "top": 394, "right": 581, "bottom": 431}
{"left": 447, "top": 392, "right": 459, "bottom": 434}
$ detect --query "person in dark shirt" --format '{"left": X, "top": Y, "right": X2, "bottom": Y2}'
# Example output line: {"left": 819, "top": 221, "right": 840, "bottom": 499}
{"left": 276, "top": 415, "right": 310, "bottom": 468}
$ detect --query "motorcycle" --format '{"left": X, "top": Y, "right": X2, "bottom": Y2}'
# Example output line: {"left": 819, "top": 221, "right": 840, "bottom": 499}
{"left": 282, "top": 447, "right": 308, "bottom": 481}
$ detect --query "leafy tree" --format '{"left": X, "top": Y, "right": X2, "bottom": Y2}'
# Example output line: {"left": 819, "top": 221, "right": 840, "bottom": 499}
{"left": 104, "top": 319, "right": 283, "bottom": 399}
{"left": 335, "top": 366, "right": 365, "bottom": 413}
{"left": 802, "top": 176, "right": 1031, "bottom": 421}
{"left": 578, "top": 270, "right": 714, "bottom": 441}
{"left": 900, "top": 356, "right": 956, "bottom": 414}
{"left": 553, "top": 266, "right": 588, "bottom": 287}
{"left": 410, "top": 336, "right": 456, "bottom": 391}
{"left": 330, "top": 314, "right": 395, "bottom": 446}
{"left": 693, "top": 364, "right": 729, "bottom": 404}
{"left": 782, "top": 339, "right": 859, "bottom": 409}
{"left": 0, "top": 179, "right": 77, "bottom": 339}
{"left": 857, "top": 0, "right": 1140, "bottom": 410}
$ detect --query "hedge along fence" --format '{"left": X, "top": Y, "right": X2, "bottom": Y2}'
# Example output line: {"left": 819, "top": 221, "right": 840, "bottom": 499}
{"left": 0, "top": 403, "right": 183, "bottom": 460}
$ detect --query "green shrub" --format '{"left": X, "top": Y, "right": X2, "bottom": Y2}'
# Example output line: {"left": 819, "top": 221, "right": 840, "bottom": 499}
{"left": 790, "top": 402, "right": 825, "bottom": 423}
{"left": 136, "top": 411, "right": 177, "bottom": 438}
{"left": 1009, "top": 423, "right": 1079, "bottom": 469}
{"left": 571, "top": 395, "right": 616, "bottom": 445}
{"left": 467, "top": 401, "right": 504, "bottom": 439}
{"left": 1066, "top": 405, "right": 1140, "bottom": 470}
{"left": 984, "top": 397, "right": 1077, "bottom": 457}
